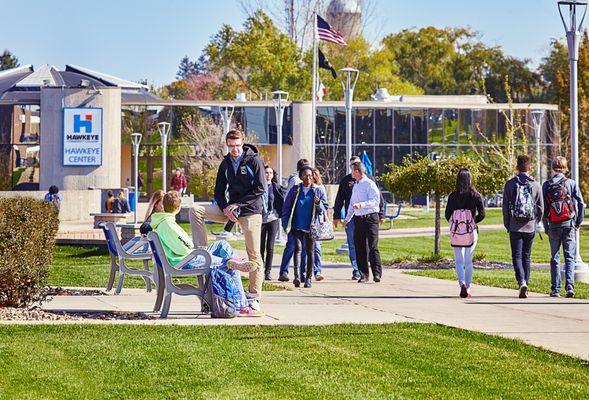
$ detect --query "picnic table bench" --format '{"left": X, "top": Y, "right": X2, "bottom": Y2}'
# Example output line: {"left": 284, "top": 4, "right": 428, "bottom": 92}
{"left": 90, "top": 212, "right": 128, "bottom": 229}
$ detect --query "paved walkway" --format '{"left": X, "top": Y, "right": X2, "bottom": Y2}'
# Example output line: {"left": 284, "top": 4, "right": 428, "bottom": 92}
{"left": 31, "top": 264, "right": 589, "bottom": 360}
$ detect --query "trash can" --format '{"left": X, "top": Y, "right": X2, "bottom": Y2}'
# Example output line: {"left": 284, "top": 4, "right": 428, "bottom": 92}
{"left": 128, "top": 190, "right": 136, "bottom": 212}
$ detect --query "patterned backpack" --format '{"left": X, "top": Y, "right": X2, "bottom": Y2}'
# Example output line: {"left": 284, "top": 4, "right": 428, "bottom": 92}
{"left": 511, "top": 178, "right": 535, "bottom": 222}
{"left": 449, "top": 209, "right": 475, "bottom": 247}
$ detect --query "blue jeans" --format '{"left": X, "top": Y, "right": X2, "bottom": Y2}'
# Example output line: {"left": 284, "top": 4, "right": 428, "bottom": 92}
{"left": 279, "top": 230, "right": 322, "bottom": 276}
{"left": 509, "top": 231, "right": 535, "bottom": 285}
{"left": 345, "top": 218, "right": 359, "bottom": 274}
{"left": 548, "top": 227, "right": 576, "bottom": 292}
{"left": 184, "top": 240, "right": 235, "bottom": 269}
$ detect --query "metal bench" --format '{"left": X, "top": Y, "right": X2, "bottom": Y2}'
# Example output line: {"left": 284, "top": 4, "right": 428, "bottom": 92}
{"left": 383, "top": 203, "right": 403, "bottom": 229}
{"left": 147, "top": 231, "right": 212, "bottom": 318}
{"left": 101, "top": 222, "right": 154, "bottom": 295}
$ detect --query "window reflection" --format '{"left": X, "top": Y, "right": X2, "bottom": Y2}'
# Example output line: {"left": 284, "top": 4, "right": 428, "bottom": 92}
{"left": 375, "top": 109, "right": 392, "bottom": 143}
{"left": 444, "top": 109, "right": 458, "bottom": 144}
{"left": 354, "top": 108, "right": 373, "bottom": 144}
{"left": 428, "top": 109, "right": 444, "bottom": 145}
{"left": 374, "top": 145, "right": 393, "bottom": 175}
{"left": 394, "top": 110, "right": 411, "bottom": 144}
{"left": 411, "top": 110, "right": 427, "bottom": 144}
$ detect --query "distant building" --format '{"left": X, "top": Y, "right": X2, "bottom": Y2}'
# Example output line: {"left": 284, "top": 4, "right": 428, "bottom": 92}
{"left": 327, "top": 0, "right": 362, "bottom": 39}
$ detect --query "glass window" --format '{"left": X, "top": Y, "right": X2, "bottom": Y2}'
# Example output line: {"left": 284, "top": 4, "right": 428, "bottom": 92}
{"left": 428, "top": 109, "right": 444, "bottom": 145}
{"left": 497, "top": 109, "right": 510, "bottom": 140}
{"left": 316, "top": 107, "right": 346, "bottom": 145}
{"left": 375, "top": 109, "right": 392, "bottom": 143}
{"left": 243, "top": 107, "right": 268, "bottom": 144}
{"left": 315, "top": 145, "right": 347, "bottom": 184}
{"left": 374, "top": 145, "right": 393, "bottom": 176}
{"left": 411, "top": 110, "right": 427, "bottom": 144}
{"left": 354, "top": 108, "right": 373, "bottom": 144}
{"left": 393, "top": 145, "right": 412, "bottom": 165}
{"left": 268, "top": 106, "right": 293, "bottom": 145}
{"left": 394, "top": 110, "right": 411, "bottom": 144}
{"left": 412, "top": 145, "right": 428, "bottom": 159}
{"left": 457, "top": 109, "right": 472, "bottom": 144}
{"left": 444, "top": 109, "right": 458, "bottom": 144}
{"left": 353, "top": 145, "right": 374, "bottom": 173}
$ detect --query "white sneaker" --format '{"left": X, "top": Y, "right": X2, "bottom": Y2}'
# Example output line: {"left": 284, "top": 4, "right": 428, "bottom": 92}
{"left": 249, "top": 299, "right": 261, "bottom": 311}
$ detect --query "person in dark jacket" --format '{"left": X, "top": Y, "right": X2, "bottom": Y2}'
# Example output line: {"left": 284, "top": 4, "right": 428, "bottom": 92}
{"left": 502, "top": 155, "right": 544, "bottom": 299}
{"left": 333, "top": 156, "right": 385, "bottom": 280}
{"left": 445, "top": 168, "right": 485, "bottom": 298}
{"left": 282, "top": 166, "right": 328, "bottom": 288}
{"left": 542, "top": 156, "right": 585, "bottom": 298}
{"left": 261, "top": 166, "right": 285, "bottom": 281}
{"left": 112, "top": 191, "right": 130, "bottom": 213}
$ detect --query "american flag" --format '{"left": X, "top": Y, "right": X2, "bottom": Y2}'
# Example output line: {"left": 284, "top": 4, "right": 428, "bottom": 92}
{"left": 316, "top": 15, "right": 347, "bottom": 46}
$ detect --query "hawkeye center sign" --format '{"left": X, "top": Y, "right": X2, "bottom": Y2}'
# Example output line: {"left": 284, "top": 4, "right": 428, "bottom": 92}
{"left": 63, "top": 107, "right": 103, "bottom": 166}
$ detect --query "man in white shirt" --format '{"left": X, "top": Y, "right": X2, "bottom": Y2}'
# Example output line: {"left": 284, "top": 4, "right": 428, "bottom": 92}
{"left": 343, "top": 162, "right": 383, "bottom": 283}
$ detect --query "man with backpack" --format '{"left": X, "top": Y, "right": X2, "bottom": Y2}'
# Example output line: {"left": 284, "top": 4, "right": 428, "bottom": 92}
{"left": 502, "top": 155, "right": 544, "bottom": 298}
{"left": 189, "top": 129, "right": 266, "bottom": 311}
{"left": 542, "top": 156, "right": 585, "bottom": 298}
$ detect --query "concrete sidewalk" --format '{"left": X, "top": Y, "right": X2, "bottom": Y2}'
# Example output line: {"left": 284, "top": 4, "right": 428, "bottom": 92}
{"left": 30, "top": 264, "right": 589, "bottom": 360}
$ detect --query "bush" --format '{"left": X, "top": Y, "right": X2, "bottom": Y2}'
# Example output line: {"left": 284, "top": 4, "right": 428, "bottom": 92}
{"left": 0, "top": 197, "right": 59, "bottom": 307}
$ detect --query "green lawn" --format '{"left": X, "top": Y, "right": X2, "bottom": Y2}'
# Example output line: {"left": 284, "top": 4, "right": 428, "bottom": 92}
{"left": 0, "top": 324, "right": 587, "bottom": 399}
{"left": 407, "top": 269, "right": 589, "bottom": 299}
{"left": 48, "top": 245, "right": 281, "bottom": 291}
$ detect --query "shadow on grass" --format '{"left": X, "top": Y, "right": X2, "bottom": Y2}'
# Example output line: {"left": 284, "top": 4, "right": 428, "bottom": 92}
{"left": 68, "top": 247, "right": 109, "bottom": 258}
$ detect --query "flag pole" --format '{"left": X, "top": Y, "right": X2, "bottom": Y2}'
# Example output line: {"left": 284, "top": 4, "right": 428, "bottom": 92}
{"left": 311, "top": 12, "right": 318, "bottom": 166}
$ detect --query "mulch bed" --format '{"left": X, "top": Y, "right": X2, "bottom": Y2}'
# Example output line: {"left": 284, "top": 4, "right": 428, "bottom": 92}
{"left": 0, "top": 307, "right": 155, "bottom": 321}
{"left": 386, "top": 258, "right": 549, "bottom": 270}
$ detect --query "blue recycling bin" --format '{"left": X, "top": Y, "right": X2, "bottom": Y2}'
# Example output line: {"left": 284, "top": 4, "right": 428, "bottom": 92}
{"left": 128, "top": 191, "right": 136, "bottom": 212}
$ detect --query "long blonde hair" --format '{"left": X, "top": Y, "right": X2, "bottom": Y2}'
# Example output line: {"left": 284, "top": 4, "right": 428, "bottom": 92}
{"left": 145, "top": 190, "right": 165, "bottom": 220}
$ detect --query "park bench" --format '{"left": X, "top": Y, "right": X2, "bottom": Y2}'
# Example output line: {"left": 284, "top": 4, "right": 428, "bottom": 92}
{"left": 91, "top": 212, "right": 128, "bottom": 229}
{"left": 147, "top": 231, "right": 213, "bottom": 318}
{"left": 101, "top": 222, "right": 154, "bottom": 295}
{"left": 382, "top": 203, "right": 403, "bottom": 229}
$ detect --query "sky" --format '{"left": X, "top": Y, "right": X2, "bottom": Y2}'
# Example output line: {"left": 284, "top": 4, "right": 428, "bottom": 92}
{"left": 0, "top": 0, "right": 569, "bottom": 87}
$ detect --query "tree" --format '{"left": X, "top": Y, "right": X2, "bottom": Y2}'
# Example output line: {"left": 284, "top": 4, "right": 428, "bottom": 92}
{"left": 205, "top": 10, "right": 309, "bottom": 100}
{"left": 0, "top": 50, "right": 19, "bottom": 71}
{"left": 177, "top": 56, "right": 199, "bottom": 80}
{"left": 380, "top": 154, "right": 503, "bottom": 255}
{"left": 318, "top": 36, "right": 422, "bottom": 100}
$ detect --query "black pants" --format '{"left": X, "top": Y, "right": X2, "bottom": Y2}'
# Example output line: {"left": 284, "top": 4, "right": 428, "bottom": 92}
{"left": 293, "top": 229, "right": 314, "bottom": 281}
{"left": 509, "top": 231, "right": 535, "bottom": 285}
{"left": 260, "top": 219, "right": 280, "bottom": 274}
{"left": 353, "top": 213, "right": 382, "bottom": 278}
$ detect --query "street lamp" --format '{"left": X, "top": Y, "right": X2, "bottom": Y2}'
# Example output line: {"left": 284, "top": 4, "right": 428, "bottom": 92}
{"left": 218, "top": 105, "right": 234, "bottom": 154}
{"left": 130, "top": 132, "right": 142, "bottom": 225}
{"left": 558, "top": 0, "right": 589, "bottom": 282}
{"left": 531, "top": 110, "right": 544, "bottom": 180}
{"left": 338, "top": 68, "right": 359, "bottom": 174}
{"left": 272, "top": 90, "right": 288, "bottom": 245}
{"left": 157, "top": 122, "right": 170, "bottom": 192}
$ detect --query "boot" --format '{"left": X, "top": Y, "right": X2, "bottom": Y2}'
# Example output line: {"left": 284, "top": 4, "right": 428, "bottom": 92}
{"left": 293, "top": 267, "right": 300, "bottom": 288}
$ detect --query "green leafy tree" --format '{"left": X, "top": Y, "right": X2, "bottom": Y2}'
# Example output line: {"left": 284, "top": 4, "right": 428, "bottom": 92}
{"left": 0, "top": 50, "right": 19, "bottom": 71}
{"left": 318, "top": 36, "right": 422, "bottom": 100}
{"left": 380, "top": 155, "right": 504, "bottom": 255}
{"left": 204, "top": 10, "right": 308, "bottom": 100}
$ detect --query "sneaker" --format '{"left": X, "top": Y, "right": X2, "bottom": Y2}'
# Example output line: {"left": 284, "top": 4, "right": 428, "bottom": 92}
{"left": 227, "top": 258, "right": 257, "bottom": 273}
{"left": 519, "top": 284, "right": 528, "bottom": 299}
{"left": 314, "top": 274, "right": 325, "bottom": 282}
{"left": 278, "top": 273, "right": 289, "bottom": 282}
{"left": 293, "top": 278, "right": 301, "bottom": 288}
{"left": 304, "top": 278, "right": 312, "bottom": 288}
{"left": 550, "top": 291, "right": 561, "bottom": 298}
{"left": 352, "top": 273, "right": 361, "bottom": 280}
{"left": 459, "top": 284, "right": 468, "bottom": 299}
{"left": 238, "top": 306, "right": 264, "bottom": 317}
{"left": 373, "top": 276, "right": 381, "bottom": 283}
{"left": 264, "top": 272, "right": 271, "bottom": 281}
{"left": 566, "top": 286, "right": 575, "bottom": 298}
{"left": 248, "top": 299, "right": 261, "bottom": 311}
{"left": 358, "top": 275, "right": 369, "bottom": 283}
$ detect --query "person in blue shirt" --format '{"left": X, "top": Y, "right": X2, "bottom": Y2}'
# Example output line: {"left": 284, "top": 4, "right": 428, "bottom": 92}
{"left": 282, "top": 166, "right": 328, "bottom": 288}
{"left": 43, "top": 185, "right": 62, "bottom": 211}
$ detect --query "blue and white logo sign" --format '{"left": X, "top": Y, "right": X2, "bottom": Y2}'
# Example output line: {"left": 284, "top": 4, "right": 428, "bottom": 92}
{"left": 63, "top": 107, "right": 103, "bottom": 166}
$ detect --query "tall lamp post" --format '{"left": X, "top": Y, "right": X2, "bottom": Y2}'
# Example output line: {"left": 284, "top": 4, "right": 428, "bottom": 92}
{"left": 338, "top": 68, "right": 359, "bottom": 174}
{"left": 131, "top": 132, "right": 142, "bottom": 225}
{"left": 272, "top": 90, "right": 288, "bottom": 245}
{"left": 219, "top": 105, "right": 234, "bottom": 154}
{"left": 157, "top": 122, "right": 171, "bottom": 192}
{"left": 531, "top": 110, "right": 545, "bottom": 180}
{"left": 558, "top": 0, "right": 589, "bottom": 282}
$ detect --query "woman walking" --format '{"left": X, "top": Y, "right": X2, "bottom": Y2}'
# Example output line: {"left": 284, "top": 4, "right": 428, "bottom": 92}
{"left": 282, "top": 166, "right": 328, "bottom": 288}
{"left": 260, "top": 166, "right": 284, "bottom": 281}
{"left": 445, "top": 168, "right": 485, "bottom": 298}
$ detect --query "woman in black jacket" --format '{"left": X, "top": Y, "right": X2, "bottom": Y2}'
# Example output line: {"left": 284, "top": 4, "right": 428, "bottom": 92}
{"left": 444, "top": 168, "right": 485, "bottom": 298}
{"left": 261, "top": 166, "right": 284, "bottom": 280}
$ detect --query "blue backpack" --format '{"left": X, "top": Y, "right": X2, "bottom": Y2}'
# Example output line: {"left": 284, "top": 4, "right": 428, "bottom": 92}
{"left": 209, "top": 268, "right": 241, "bottom": 318}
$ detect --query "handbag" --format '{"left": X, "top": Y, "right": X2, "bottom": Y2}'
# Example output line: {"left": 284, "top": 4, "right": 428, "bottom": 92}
{"left": 310, "top": 212, "right": 334, "bottom": 241}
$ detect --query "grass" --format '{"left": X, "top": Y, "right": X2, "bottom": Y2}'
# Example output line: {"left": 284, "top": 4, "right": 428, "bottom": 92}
{"left": 407, "top": 269, "right": 589, "bottom": 299}
{"left": 47, "top": 245, "right": 282, "bottom": 291}
{"left": 0, "top": 324, "right": 587, "bottom": 399}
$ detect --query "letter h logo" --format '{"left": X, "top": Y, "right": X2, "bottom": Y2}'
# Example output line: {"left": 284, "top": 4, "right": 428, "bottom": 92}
{"left": 73, "top": 114, "right": 93, "bottom": 133}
